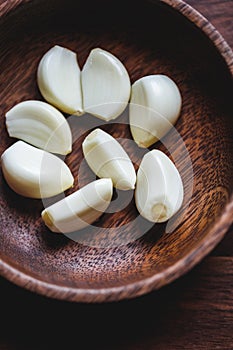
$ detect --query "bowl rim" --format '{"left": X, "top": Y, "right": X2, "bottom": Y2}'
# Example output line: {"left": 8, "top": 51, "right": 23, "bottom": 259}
{"left": 0, "top": 0, "right": 233, "bottom": 303}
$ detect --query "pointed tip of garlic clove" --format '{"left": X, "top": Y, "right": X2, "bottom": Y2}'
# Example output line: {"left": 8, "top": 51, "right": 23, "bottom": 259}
{"left": 81, "top": 48, "right": 131, "bottom": 121}
{"left": 115, "top": 178, "right": 135, "bottom": 191}
{"left": 60, "top": 163, "right": 74, "bottom": 190}
{"left": 37, "top": 45, "right": 83, "bottom": 115}
{"left": 65, "top": 147, "right": 72, "bottom": 156}
{"left": 84, "top": 102, "right": 128, "bottom": 122}
{"left": 5, "top": 100, "right": 72, "bottom": 155}
{"left": 72, "top": 109, "right": 84, "bottom": 117}
{"left": 95, "top": 178, "right": 113, "bottom": 202}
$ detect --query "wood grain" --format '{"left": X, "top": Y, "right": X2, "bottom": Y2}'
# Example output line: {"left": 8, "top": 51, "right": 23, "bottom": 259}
{"left": 0, "top": 0, "right": 233, "bottom": 350}
{"left": 188, "top": 0, "right": 233, "bottom": 259}
{"left": 0, "top": 257, "right": 233, "bottom": 349}
{"left": 0, "top": 0, "right": 232, "bottom": 303}
{"left": 0, "top": 0, "right": 232, "bottom": 348}
{"left": 188, "top": 0, "right": 233, "bottom": 49}
{"left": 187, "top": 0, "right": 233, "bottom": 259}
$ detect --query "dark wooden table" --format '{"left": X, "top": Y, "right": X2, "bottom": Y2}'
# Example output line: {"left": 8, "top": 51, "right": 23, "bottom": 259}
{"left": 1, "top": 1, "right": 233, "bottom": 349}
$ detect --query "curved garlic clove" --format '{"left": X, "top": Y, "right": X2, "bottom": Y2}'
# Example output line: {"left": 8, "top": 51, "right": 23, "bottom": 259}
{"left": 5, "top": 100, "right": 72, "bottom": 155}
{"left": 37, "top": 45, "right": 83, "bottom": 115}
{"left": 41, "top": 178, "right": 113, "bottom": 233}
{"left": 129, "top": 75, "right": 182, "bottom": 148}
{"left": 135, "top": 150, "right": 183, "bottom": 222}
{"left": 1, "top": 141, "right": 74, "bottom": 199}
{"left": 81, "top": 48, "right": 131, "bottom": 121}
{"left": 82, "top": 128, "right": 136, "bottom": 190}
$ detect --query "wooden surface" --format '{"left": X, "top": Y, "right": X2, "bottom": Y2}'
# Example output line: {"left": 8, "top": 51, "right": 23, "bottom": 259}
{"left": 0, "top": 0, "right": 233, "bottom": 348}
{"left": 1, "top": 0, "right": 233, "bottom": 303}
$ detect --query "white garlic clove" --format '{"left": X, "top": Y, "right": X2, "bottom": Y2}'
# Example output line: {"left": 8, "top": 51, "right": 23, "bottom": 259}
{"left": 5, "top": 100, "right": 72, "bottom": 155}
{"left": 37, "top": 45, "right": 83, "bottom": 115}
{"left": 129, "top": 75, "right": 182, "bottom": 148}
{"left": 81, "top": 48, "right": 131, "bottom": 121}
{"left": 1, "top": 141, "right": 74, "bottom": 199}
{"left": 41, "top": 178, "right": 113, "bottom": 233}
{"left": 82, "top": 128, "right": 136, "bottom": 190}
{"left": 135, "top": 150, "right": 183, "bottom": 222}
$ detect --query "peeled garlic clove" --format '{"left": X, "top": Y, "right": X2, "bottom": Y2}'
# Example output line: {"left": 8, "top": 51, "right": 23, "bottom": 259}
{"left": 1, "top": 141, "right": 74, "bottom": 199}
{"left": 41, "top": 178, "right": 113, "bottom": 233}
{"left": 37, "top": 45, "right": 83, "bottom": 115}
{"left": 82, "top": 128, "right": 136, "bottom": 190}
{"left": 81, "top": 48, "right": 131, "bottom": 121}
{"left": 135, "top": 150, "right": 183, "bottom": 222}
{"left": 5, "top": 100, "right": 72, "bottom": 155}
{"left": 129, "top": 75, "right": 182, "bottom": 148}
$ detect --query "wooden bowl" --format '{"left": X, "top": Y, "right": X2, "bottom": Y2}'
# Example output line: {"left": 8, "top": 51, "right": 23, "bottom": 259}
{"left": 0, "top": 0, "right": 232, "bottom": 303}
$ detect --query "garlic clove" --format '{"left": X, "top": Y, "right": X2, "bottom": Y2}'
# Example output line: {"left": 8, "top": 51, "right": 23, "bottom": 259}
{"left": 41, "top": 178, "right": 113, "bottom": 233}
{"left": 81, "top": 48, "right": 131, "bottom": 121}
{"left": 5, "top": 100, "right": 72, "bottom": 155}
{"left": 129, "top": 75, "right": 182, "bottom": 148}
{"left": 82, "top": 128, "right": 136, "bottom": 190}
{"left": 37, "top": 45, "right": 83, "bottom": 115}
{"left": 1, "top": 141, "right": 74, "bottom": 199}
{"left": 135, "top": 149, "right": 183, "bottom": 222}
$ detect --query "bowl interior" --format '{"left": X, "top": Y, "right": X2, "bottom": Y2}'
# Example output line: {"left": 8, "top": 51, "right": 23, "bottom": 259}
{"left": 0, "top": 0, "right": 232, "bottom": 302}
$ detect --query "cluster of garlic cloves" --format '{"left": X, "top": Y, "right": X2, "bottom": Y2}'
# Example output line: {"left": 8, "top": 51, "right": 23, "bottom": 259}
{"left": 80, "top": 128, "right": 183, "bottom": 224}
{"left": 1, "top": 44, "right": 184, "bottom": 235}
{"left": 37, "top": 45, "right": 131, "bottom": 121}
{"left": 1, "top": 45, "right": 133, "bottom": 234}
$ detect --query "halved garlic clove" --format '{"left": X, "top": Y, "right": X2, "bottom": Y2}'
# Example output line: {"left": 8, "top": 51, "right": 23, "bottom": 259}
{"left": 135, "top": 150, "right": 183, "bottom": 222}
{"left": 37, "top": 45, "right": 83, "bottom": 115}
{"left": 82, "top": 128, "right": 136, "bottom": 190}
{"left": 129, "top": 75, "right": 182, "bottom": 148}
{"left": 1, "top": 141, "right": 74, "bottom": 199}
{"left": 41, "top": 178, "right": 113, "bottom": 233}
{"left": 81, "top": 48, "right": 131, "bottom": 121}
{"left": 5, "top": 100, "right": 72, "bottom": 155}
